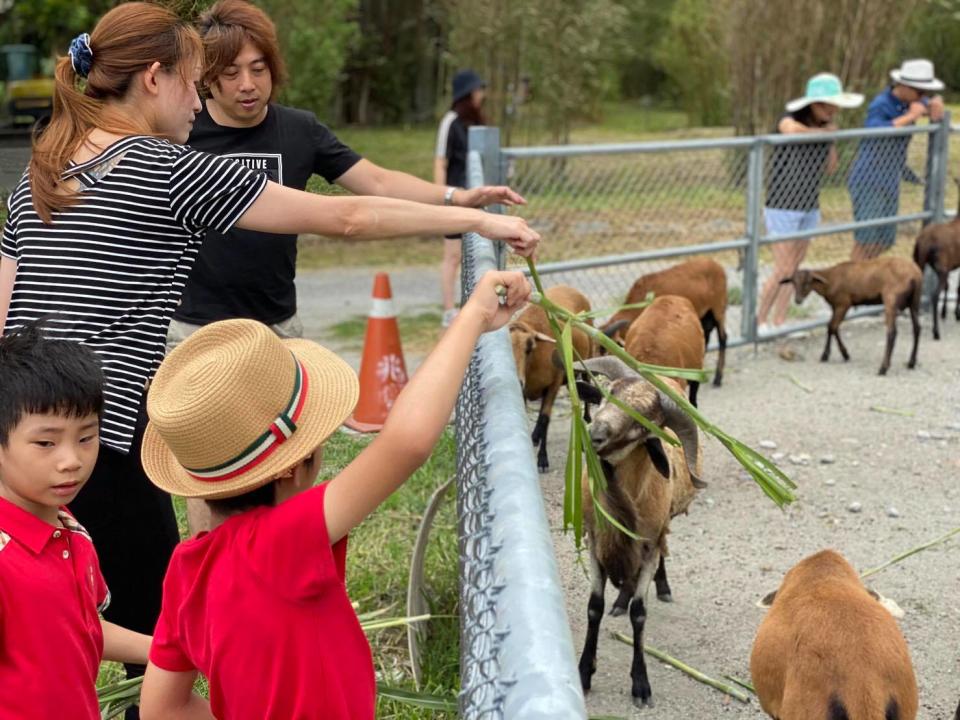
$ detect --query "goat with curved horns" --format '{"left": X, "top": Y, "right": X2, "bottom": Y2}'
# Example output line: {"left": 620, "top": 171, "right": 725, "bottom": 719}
{"left": 574, "top": 355, "right": 704, "bottom": 709}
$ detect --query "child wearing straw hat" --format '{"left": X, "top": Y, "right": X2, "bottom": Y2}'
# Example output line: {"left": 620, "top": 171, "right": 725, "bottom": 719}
{"left": 137, "top": 269, "right": 530, "bottom": 719}
{"left": 0, "top": 322, "right": 152, "bottom": 719}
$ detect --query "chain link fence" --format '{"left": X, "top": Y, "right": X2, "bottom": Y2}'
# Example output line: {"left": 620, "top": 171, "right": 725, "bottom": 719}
{"left": 477, "top": 118, "right": 953, "bottom": 343}
{"left": 454, "top": 120, "right": 957, "bottom": 717}
{"left": 455, "top": 146, "right": 586, "bottom": 719}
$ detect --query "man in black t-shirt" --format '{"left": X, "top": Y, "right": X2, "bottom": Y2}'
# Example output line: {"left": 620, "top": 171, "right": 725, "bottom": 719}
{"left": 169, "top": 0, "right": 525, "bottom": 350}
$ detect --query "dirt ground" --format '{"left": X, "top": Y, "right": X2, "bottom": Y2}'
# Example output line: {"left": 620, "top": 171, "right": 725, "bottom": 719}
{"left": 534, "top": 315, "right": 960, "bottom": 719}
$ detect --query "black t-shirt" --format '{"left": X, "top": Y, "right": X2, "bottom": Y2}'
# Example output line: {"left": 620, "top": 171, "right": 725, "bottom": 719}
{"left": 445, "top": 115, "right": 469, "bottom": 188}
{"left": 175, "top": 103, "right": 362, "bottom": 325}
{"left": 765, "top": 109, "right": 832, "bottom": 211}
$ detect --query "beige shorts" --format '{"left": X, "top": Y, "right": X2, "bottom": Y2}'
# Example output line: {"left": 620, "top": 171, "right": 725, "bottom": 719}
{"left": 165, "top": 314, "right": 304, "bottom": 354}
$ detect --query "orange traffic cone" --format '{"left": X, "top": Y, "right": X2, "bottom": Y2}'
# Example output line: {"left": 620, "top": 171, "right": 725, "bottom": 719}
{"left": 345, "top": 273, "right": 409, "bottom": 432}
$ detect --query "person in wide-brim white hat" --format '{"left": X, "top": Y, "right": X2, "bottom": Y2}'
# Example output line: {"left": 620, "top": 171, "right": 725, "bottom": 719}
{"left": 890, "top": 58, "right": 945, "bottom": 92}
{"left": 845, "top": 58, "right": 946, "bottom": 262}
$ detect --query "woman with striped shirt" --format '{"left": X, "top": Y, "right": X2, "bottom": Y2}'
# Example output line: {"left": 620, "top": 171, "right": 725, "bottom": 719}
{"left": 0, "top": 2, "right": 538, "bottom": 703}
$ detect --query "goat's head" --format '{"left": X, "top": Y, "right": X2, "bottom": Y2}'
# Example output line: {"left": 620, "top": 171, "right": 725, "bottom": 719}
{"left": 779, "top": 269, "right": 827, "bottom": 304}
{"left": 574, "top": 356, "right": 702, "bottom": 486}
{"left": 509, "top": 321, "right": 555, "bottom": 389}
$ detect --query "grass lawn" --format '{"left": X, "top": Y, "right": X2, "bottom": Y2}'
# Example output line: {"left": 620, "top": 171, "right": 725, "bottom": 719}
{"left": 98, "top": 429, "right": 460, "bottom": 719}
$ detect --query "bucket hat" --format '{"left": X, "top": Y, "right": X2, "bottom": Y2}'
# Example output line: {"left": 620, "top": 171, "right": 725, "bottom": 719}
{"left": 142, "top": 319, "right": 359, "bottom": 499}
{"left": 890, "top": 59, "right": 944, "bottom": 92}
{"left": 785, "top": 73, "right": 864, "bottom": 113}
{"left": 452, "top": 69, "right": 485, "bottom": 103}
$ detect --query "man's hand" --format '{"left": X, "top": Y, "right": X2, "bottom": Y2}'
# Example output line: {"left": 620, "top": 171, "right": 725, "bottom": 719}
{"left": 928, "top": 95, "right": 945, "bottom": 122}
{"left": 908, "top": 101, "right": 928, "bottom": 122}
{"left": 456, "top": 185, "right": 526, "bottom": 208}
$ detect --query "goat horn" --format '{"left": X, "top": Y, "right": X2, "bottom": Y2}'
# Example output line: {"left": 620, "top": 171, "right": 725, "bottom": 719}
{"left": 656, "top": 390, "right": 705, "bottom": 488}
{"left": 572, "top": 356, "right": 640, "bottom": 381}
{"left": 533, "top": 332, "right": 557, "bottom": 344}
{"left": 601, "top": 319, "right": 630, "bottom": 338}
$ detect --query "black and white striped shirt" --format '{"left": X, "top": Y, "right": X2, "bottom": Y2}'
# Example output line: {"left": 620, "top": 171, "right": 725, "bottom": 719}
{"left": 1, "top": 135, "right": 268, "bottom": 453}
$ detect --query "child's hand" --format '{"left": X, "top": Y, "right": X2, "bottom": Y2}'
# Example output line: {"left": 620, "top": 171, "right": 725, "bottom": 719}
{"left": 466, "top": 271, "right": 531, "bottom": 332}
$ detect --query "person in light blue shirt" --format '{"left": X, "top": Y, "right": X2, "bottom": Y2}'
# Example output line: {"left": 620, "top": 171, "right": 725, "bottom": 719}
{"left": 847, "top": 59, "right": 945, "bottom": 261}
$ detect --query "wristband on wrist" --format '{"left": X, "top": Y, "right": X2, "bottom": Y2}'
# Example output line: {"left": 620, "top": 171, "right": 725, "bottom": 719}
{"left": 444, "top": 186, "right": 457, "bottom": 206}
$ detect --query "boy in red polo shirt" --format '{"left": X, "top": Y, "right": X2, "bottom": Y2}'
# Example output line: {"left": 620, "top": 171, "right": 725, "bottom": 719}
{"left": 0, "top": 323, "right": 153, "bottom": 719}
{"left": 137, "top": 270, "right": 530, "bottom": 719}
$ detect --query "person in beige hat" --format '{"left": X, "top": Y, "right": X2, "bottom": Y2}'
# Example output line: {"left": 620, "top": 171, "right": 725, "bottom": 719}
{"left": 848, "top": 59, "right": 945, "bottom": 261}
{"left": 137, "top": 269, "right": 530, "bottom": 719}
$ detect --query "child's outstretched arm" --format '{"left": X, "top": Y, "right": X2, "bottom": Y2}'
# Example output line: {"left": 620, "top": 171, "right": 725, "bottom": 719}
{"left": 324, "top": 270, "right": 531, "bottom": 543}
{"left": 101, "top": 619, "right": 151, "bottom": 664}
{"left": 139, "top": 663, "right": 214, "bottom": 720}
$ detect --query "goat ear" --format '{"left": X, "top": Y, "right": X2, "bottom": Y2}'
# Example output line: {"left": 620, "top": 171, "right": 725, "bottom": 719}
{"left": 602, "top": 319, "right": 630, "bottom": 338}
{"left": 645, "top": 438, "right": 671, "bottom": 478}
{"left": 811, "top": 273, "right": 828, "bottom": 285}
{"left": 575, "top": 381, "right": 603, "bottom": 406}
{"left": 778, "top": 277, "right": 793, "bottom": 286}
{"left": 758, "top": 590, "right": 777, "bottom": 608}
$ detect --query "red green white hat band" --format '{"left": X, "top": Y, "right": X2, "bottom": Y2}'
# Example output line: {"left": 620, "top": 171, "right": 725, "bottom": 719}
{"left": 185, "top": 356, "right": 309, "bottom": 482}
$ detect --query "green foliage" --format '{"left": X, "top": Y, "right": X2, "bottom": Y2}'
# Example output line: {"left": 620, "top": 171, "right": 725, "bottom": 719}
{"left": 261, "top": 0, "right": 358, "bottom": 116}
{"left": 655, "top": 0, "right": 729, "bottom": 127}
{"left": 901, "top": 0, "right": 960, "bottom": 94}
{"left": 0, "top": 0, "right": 112, "bottom": 53}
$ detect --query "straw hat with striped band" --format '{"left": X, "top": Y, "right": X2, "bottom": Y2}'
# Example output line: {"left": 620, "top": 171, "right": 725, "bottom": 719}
{"left": 142, "top": 319, "right": 359, "bottom": 499}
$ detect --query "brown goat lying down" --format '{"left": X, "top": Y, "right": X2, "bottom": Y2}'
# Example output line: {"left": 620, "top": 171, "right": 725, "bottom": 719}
{"left": 623, "top": 295, "right": 706, "bottom": 406}
{"left": 781, "top": 257, "right": 921, "bottom": 375}
{"left": 509, "top": 285, "right": 592, "bottom": 472}
{"left": 602, "top": 258, "right": 727, "bottom": 386}
{"left": 751, "top": 550, "right": 918, "bottom": 720}
{"left": 913, "top": 207, "right": 960, "bottom": 340}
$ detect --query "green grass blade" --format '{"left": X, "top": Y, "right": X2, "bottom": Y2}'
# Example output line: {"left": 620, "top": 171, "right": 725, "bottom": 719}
{"left": 376, "top": 683, "right": 458, "bottom": 711}
{"left": 583, "top": 437, "right": 641, "bottom": 540}
{"left": 361, "top": 614, "right": 431, "bottom": 631}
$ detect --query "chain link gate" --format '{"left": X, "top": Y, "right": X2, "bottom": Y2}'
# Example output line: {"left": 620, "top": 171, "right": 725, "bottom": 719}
{"left": 481, "top": 117, "right": 952, "bottom": 344}
{"left": 453, "top": 120, "right": 956, "bottom": 718}
{"left": 455, "top": 141, "right": 587, "bottom": 719}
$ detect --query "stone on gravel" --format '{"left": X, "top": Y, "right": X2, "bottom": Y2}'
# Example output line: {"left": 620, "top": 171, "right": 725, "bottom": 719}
{"left": 820, "top": 454, "right": 836, "bottom": 465}
{"left": 917, "top": 430, "right": 932, "bottom": 440}
{"left": 847, "top": 501, "right": 863, "bottom": 514}
{"left": 759, "top": 440, "right": 777, "bottom": 450}
{"left": 886, "top": 506, "right": 900, "bottom": 518}
{"left": 789, "top": 453, "right": 811, "bottom": 466}
{"left": 771, "top": 452, "right": 785, "bottom": 461}
{"left": 824, "top": 478, "right": 836, "bottom": 486}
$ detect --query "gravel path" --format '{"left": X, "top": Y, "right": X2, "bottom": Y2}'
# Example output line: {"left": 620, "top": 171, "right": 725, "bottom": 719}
{"left": 535, "top": 317, "right": 960, "bottom": 719}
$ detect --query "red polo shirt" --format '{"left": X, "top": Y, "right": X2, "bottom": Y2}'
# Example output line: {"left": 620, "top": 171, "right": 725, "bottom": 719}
{"left": 0, "top": 498, "right": 109, "bottom": 720}
{"left": 150, "top": 483, "right": 375, "bottom": 719}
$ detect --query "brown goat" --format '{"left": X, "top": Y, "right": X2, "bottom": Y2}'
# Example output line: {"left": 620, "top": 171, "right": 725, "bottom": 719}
{"left": 781, "top": 257, "right": 921, "bottom": 375}
{"left": 573, "top": 357, "right": 704, "bottom": 709}
{"left": 751, "top": 549, "right": 918, "bottom": 720}
{"left": 510, "top": 285, "right": 592, "bottom": 472}
{"left": 602, "top": 258, "right": 727, "bottom": 386}
{"left": 913, "top": 193, "right": 960, "bottom": 340}
{"left": 623, "top": 295, "right": 706, "bottom": 406}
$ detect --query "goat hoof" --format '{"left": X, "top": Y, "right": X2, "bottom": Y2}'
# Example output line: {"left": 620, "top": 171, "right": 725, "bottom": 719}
{"left": 537, "top": 463, "right": 549, "bottom": 474}
{"left": 609, "top": 605, "right": 627, "bottom": 617}
{"left": 819, "top": 355, "right": 829, "bottom": 363}
{"left": 657, "top": 592, "right": 673, "bottom": 603}
{"left": 712, "top": 376, "right": 722, "bottom": 388}
{"left": 907, "top": 361, "right": 917, "bottom": 369}
{"left": 632, "top": 694, "right": 655, "bottom": 709}
{"left": 878, "top": 367, "right": 889, "bottom": 376}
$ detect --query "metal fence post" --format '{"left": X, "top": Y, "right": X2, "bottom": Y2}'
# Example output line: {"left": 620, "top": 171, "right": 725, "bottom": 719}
{"left": 742, "top": 140, "right": 764, "bottom": 342}
{"left": 924, "top": 115, "right": 949, "bottom": 225}
{"left": 469, "top": 126, "right": 506, "bottom": 269}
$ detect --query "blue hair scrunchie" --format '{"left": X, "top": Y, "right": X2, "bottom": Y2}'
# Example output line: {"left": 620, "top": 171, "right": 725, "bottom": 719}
{"left": 68, "top": 33, "right": 93, "bottom": 79}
